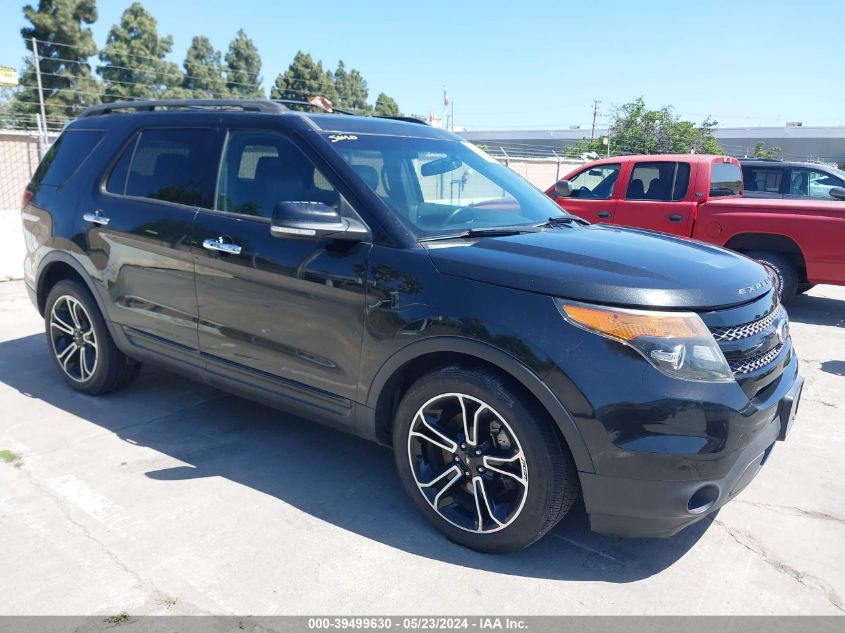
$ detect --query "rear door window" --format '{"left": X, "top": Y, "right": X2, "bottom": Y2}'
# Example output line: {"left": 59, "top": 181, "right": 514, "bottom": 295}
{"left": 743, "top": 166, "right": 784, "bottom": 193}
{"left": 110, "top": 128, "right": 216, "bottom": 208}
{"left": 31, "top": 129, "right": 104, "bottom": 187}
{"left": 710, "top": 162, "right": 743, "bottom": 197}
{"left": 626, "top": 162, "right": 690, "bottom": 201}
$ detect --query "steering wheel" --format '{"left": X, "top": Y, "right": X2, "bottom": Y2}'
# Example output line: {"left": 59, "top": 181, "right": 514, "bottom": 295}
{"left": 440, "top": 205, "right": 475, "bottom": 227}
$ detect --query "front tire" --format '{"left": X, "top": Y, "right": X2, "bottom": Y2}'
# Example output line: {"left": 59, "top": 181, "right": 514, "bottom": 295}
{"left": 393, "top": 366, "right": 579, "bottom": 553}
{"left": 44, "top": 280, "right": 141, "bottom": 395}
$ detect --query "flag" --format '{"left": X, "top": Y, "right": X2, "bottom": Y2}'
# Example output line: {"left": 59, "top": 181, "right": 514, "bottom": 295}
{"left": 443, "top": 90, "right": 449, "bottom": 107}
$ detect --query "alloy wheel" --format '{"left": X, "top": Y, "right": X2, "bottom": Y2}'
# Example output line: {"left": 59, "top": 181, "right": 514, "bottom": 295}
{"left": 49, "top": 295, "right": 98, "bottom": 383}
{"left": 407, "top": 393, "right": 528, "bottom": 533}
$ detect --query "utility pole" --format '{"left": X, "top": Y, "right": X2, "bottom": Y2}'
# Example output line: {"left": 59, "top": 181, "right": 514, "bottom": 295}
{"left": 31, "top": 37, "right": 48, "bottom": 158}
{"left": 590, "top": 100, "right": 601, "bottom": 141}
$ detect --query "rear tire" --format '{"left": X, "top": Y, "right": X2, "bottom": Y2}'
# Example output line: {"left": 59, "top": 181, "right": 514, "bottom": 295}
{"left": 44, "top": 280, "right": 141, "bottom": 395}
{"left": 796, "top": 284, "right": 815, "bottom": 296}
{"left": 392, "top": 365, "right": 579, "bottom": 553}
{"left": 747, "top": 250, "right": 798, "bottom": 304}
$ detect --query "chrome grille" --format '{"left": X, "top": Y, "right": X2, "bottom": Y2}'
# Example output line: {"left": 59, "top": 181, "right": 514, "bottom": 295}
{"left": 729, "top": 343, "right": 785, "bottom": 375}
{"left": 710, "top": 307, "right": 782, "bottom": 342}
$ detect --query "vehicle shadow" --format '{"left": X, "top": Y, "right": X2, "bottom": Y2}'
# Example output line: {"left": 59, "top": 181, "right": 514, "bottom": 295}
{"left": 788, "top": 293, "right": 845, "bottom": 327}
{"left": 0, "top": 333, "right": 711, "bottom": 583}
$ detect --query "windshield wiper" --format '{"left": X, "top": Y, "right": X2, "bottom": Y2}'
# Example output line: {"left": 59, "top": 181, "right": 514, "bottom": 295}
{"left": 536, "top": 215, "right": 590, "bottom": 228}
{"left": 420, "top": 225, "right": 541, "bottom": 242}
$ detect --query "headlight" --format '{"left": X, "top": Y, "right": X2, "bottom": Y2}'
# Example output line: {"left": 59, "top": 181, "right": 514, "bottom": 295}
{"left": 556, "top": 299, "right": 733, "bottom": 382}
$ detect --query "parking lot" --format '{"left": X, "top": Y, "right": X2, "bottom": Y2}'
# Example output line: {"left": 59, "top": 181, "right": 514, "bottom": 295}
{"left": 0, "top": 278, "right": 843, "bottom": 616}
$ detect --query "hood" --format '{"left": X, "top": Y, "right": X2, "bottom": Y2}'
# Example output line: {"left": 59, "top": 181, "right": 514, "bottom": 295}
{"left": 425, "top": 224, "right": 772, "bottom": 309}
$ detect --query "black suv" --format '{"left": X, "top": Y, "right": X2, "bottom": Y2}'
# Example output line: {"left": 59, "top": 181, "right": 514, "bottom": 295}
{"left": 740, "top": 158, "right": 845, "bottom": 201}
{"left": 22, "top": 99, "right": 803, "bottom": 553}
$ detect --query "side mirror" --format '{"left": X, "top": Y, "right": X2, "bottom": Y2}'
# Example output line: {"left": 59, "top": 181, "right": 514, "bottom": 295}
{"left": 554, "top": 179, "right": 573, "bottom": 198}
{"left": 270, "top": 201, "right": 370, "bottom": 241}
{"left": 829, "top": 186, "right": 845, "bottom": 201}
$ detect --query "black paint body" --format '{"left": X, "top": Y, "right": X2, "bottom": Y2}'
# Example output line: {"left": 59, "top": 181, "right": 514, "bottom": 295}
{"left": 23, "top": 110, "right": 801, "bottom": 538}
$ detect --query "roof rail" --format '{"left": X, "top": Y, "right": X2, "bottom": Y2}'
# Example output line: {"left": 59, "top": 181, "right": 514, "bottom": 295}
{"left": 80, "top": 99, "right": 288, "bottom": 118}
{"left": 376, "top": 115, "right": 429, "bottom": 126}
{"left": 273, "top": 99, "right": 428, "bottom": 125}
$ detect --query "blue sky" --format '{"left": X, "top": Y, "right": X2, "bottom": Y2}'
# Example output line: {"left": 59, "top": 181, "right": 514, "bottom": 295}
{"left": 1, "top": 0, "right": 843, "bottom": 130}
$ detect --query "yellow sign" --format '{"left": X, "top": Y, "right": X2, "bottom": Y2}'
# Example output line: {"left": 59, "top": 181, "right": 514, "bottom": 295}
{"left": 0, "top": 66, "right": 19, "bottom": 87}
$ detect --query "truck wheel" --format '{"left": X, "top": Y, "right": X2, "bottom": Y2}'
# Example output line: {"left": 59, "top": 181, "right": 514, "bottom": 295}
{"left": 747, "top": 250, "right": 798, "bottom": 304}
{"left": 392, "top": 365, "right": 579, "bottom": 553}
{"left": 45, "top": 280, "right": 141, "bottom": 395}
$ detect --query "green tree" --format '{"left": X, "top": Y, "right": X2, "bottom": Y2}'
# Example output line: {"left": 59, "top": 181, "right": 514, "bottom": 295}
{"left": 374, "top": 92, "right": 399, "bottom": 117}
{"left": 753, "top": 141, "right": 782, "bottom": 159}
{"left": 568, "top": 97, "right": 723, "bottom": 156}
{"left": 9, "top": 0, "right": 101, "bottom": 126}
{"left": 97, "top": 2, "right": 182, "bottom": 101}
{"left": 332, "top": 60, "right": 369, "bottom": 111}
{"left": 182, "top": 35, "right": 226, "bottom": 98}
{"left": 225, "top": 29, "right": 262, "bottom": 98}
{"left": 270, "top": 51, "right": 337, "bottom": 108}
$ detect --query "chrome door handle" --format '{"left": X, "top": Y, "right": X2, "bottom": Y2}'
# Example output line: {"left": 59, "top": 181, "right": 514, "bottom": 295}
{"left": 83, "top": 210, "right": 110, "bottom": 226}
{"left": 596, "top": 211, "right": 612, "bottom": 218}
{"left": 202, "top": 238, "right": 242, "bottom": 255}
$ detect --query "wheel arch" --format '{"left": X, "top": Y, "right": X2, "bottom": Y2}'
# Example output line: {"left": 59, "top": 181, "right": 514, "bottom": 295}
{"left": 35, "top": 253, "right": 118, "bottom": 339}
{"left": 364, "top": 336, "right": 595, "bottom": 474}
{"left": 723, "top": 232, "right": 807, "bottom": 280}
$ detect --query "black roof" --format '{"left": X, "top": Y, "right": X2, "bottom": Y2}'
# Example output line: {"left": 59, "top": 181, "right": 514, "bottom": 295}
{"left": 78, "top": 98, "right": 444, "bottom": 137}
{"left": 739, "top": 158, "right": 842, "bottom": 171}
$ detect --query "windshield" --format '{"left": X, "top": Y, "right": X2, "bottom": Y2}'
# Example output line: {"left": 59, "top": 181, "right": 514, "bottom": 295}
{"left": 323, "top": 134, "right": 568, "bottom": 237}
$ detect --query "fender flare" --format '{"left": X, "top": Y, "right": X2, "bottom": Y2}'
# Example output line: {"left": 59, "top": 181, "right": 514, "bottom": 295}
{"left": 35, "top": 251, "right": 121, "bottom": 341}
{"left": 365, "top": 336, "right": 595, "bottom": 473}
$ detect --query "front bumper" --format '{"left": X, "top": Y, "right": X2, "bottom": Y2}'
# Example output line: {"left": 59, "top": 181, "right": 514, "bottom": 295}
{"left": 581, "top": 373, "right": 804, "bottom": 538}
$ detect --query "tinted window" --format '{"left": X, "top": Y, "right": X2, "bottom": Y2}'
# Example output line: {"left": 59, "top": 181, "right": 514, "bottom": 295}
{"left": 217, "top": 130, "right": 338, "bottom": 218}
{"left": 673, "top": 163, "right": 691, "bottom": 200}
{"left": 31, "top": 129, "right": 104, "bottom": 187}
{"left": 710, "top": 163, "right": 743, "bottom": 197}
{"left": 566, "top": 164, "right": 620, "bottom": 199}
{"left": 106, "top": 136, "right": 136, "bottom": 195}
{"left": 124, "top": 129, "right": 215, "bottom": 207}
{"left": 790, "top": 167, "right": 845, "bottom": 198}
{"left": 743, "top": 166, "right": 784, "bottom": 193}
{"left": 626, "top": 162, "right": 689, "bottom": 201}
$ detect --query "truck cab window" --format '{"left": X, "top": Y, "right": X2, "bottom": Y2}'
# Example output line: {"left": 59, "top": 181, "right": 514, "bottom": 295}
{"left": 567, "top": 164, "right": 620, "bottom": 199}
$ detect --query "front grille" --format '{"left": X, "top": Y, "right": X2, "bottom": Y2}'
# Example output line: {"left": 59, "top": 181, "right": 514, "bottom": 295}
{"left": 728, "top": 343, "right": 785, "bottom": 375}
{"left": 710, "top": 307, "right": 782, "bottom": 342}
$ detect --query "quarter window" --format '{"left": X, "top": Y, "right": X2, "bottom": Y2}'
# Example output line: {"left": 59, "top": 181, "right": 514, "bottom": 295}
{"left": 626, "top": 162, "right": 690, "bottom": 201}
{"left": 31, "top": 129, "right": 104, "bottom": 187}
{"left": 217, "top": 131, "right": 339, "bottom": 218}
{"left": 566, "top": 164, "right": 620, "bottom": 200}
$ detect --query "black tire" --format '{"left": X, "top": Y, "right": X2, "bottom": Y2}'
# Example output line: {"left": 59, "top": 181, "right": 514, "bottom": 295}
{"left": 797, "top": 284, "right": 815, "bottom": 296}
{"left": 393, "top": 365, "right": 579, "bottom": 553}
{"left": 746, "top": 250, "right": 798, "bottom": 305}
{"left": 44, "top": 280, "right": 141, "bottom": 395}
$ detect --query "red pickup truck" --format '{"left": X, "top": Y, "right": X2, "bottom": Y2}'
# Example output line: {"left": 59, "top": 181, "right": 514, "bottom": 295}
{"left": 546, "top": 154, "right": 845, "bottom": 303}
